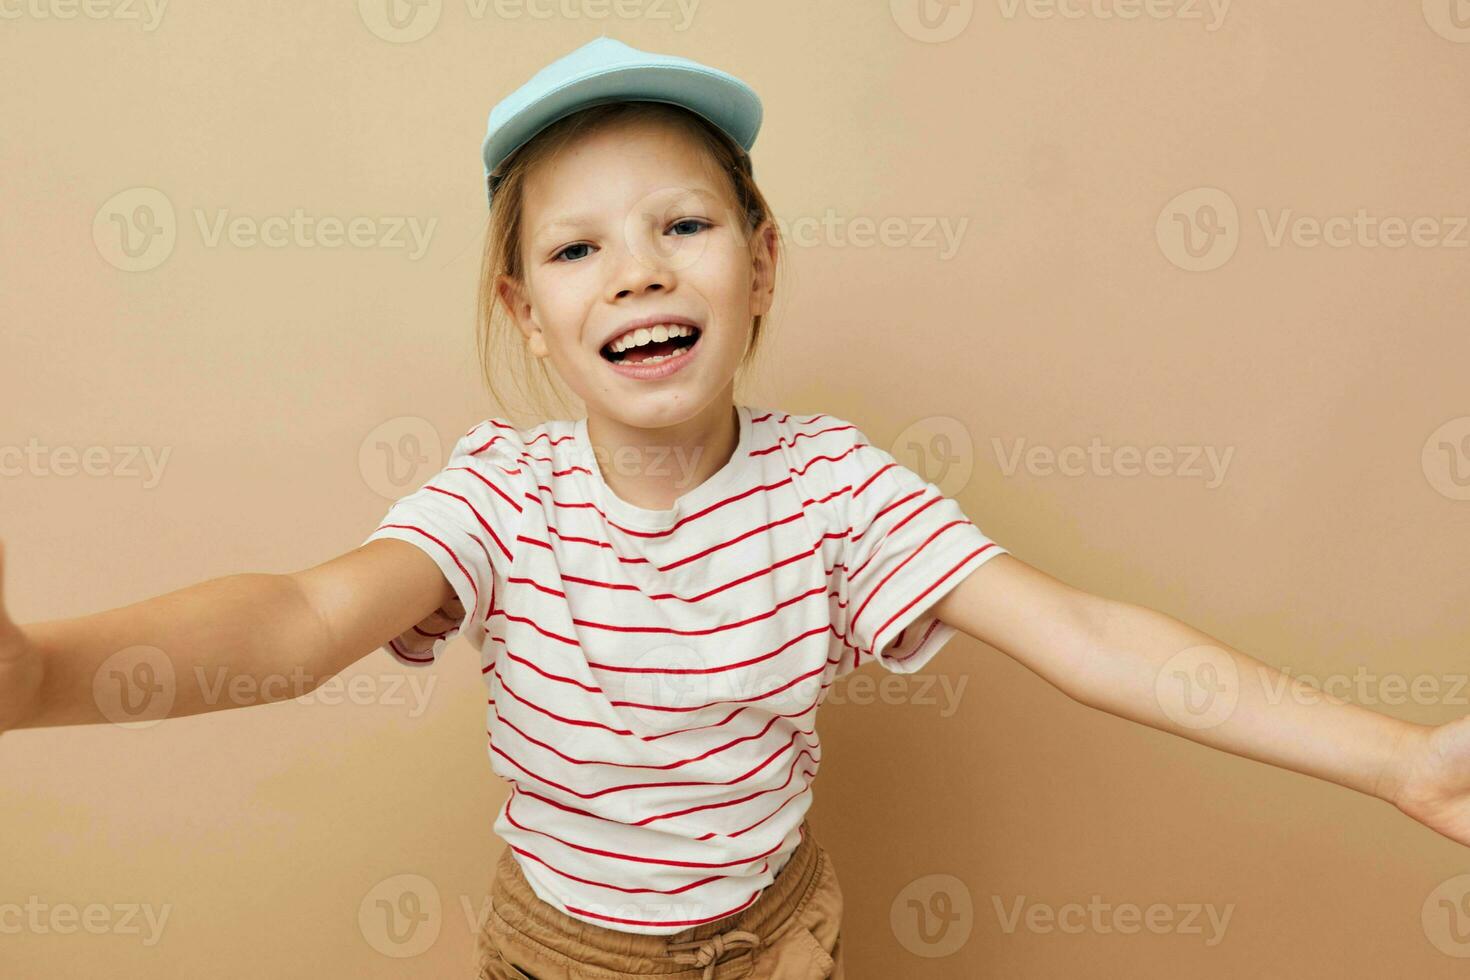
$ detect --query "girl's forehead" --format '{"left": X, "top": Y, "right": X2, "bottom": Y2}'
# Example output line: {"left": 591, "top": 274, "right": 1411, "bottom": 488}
{"left": 534, "top": 123, "right": 717, "bottom": 192}
{"left": 522, "top": 136, "right": 732, "bottom": 234}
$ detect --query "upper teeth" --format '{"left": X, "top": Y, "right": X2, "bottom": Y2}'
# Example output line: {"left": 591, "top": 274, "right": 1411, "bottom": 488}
{"left": 609, "top": 323, "right": 696, "bottom": 353}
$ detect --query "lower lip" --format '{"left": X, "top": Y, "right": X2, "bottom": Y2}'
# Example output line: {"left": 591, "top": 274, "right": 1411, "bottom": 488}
{"left": 603, "top": 332, "right": 702, "bottom": 381}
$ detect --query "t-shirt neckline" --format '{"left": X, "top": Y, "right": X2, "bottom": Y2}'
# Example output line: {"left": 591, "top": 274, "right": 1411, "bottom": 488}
{"left": 573, "top": 404, "right": 752, "bottom": 531}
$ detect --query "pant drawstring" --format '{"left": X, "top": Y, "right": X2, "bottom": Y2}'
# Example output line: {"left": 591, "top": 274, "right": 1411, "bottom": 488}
{"left": 666, "top": 927, "right": 763, "bottom": 979}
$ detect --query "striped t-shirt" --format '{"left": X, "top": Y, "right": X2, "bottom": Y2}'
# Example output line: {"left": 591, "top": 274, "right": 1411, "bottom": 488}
{"left": 361, "top": 404, "right": 1008, "bottom": 935}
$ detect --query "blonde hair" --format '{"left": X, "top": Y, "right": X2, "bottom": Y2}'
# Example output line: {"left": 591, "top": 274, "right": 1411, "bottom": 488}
{"left": 475, "top": 101, "right": 783, "bottom": 419}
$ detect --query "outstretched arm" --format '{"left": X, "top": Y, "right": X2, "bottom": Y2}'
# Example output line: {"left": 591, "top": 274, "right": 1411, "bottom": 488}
{"left": 932, "top": 554, "right": 1467, "bottom": 847}
{"left": 0, "top": 536, "right": 458, "bottom": 732}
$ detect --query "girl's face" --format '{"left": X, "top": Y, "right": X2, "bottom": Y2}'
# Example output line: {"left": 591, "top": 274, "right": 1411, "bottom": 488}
{"left": 497, "top": 115, "right": 777, "bottom": 432}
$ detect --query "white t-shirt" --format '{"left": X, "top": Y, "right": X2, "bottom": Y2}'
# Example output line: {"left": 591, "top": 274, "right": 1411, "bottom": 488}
{"left": 362, "top": 404, "right": 1008, "bottom": 934}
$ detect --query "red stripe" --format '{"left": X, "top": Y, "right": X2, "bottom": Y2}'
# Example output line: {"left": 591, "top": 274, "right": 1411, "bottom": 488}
{"left": 513, "top": 532, "right": 824, "bottom": 599}
{"left": 386, "top": 637, "right": 433, "bottom": 665}
{"left": 727, "top": 784, "right": 812, "bottom": 837}
{"left": 848, "top": 517, "right": 967, "bottom": 637}
{"left": 493, "top": 667, "right": 828, "bottom": 741}
{"left": 494, "top": 583, "right": 828, "bottom": 645}
{"left": 489, "top": 727, "right": 819, "bottom": 799}
{"left": 492, "top": 709, "right": 814, "bottom": 772}
{"left": 502, "top": 789, "right": 791, "bottom": 868}
{"left": 425, "top": 484, "right": 514, "bottom": 563}
{"left": 500, "top": 641, "right": 834, "bottom": 714}
{"left": 566, "top": 585, "right": 828, "bottom": 639}
{"left": 888, "top": 616, "right": 947, "bottom": 667}
{"left": 846, "top": 493, "right": 944, "bottom": 585}
{"left": 376, "top": 522, "right": 480, "bottom": 614}
{"left": 866, "top": 542, "right": 1002, "bottom": 655}
{"left": 748, "top": 422, "right": 858, "bottom": 457}
{"left": 499, "top": 745, "right": 819, "bottom": 825}
{"left": 508, "top": 843, "right": 740, "bottom": 896}
{"left": 586, "top": 626, "right": 830, "bottom": 675}
{"left": 562, "top": 891, "right": 762, "bottom": 929}
{"left": 762, "top": 410, "right": 831, "bottom": 427}
{"left": 449, "top": 461, "right": 525, "bottom": 514}
{"left": 605, "top": 661, "right": 832, "bottom": 715}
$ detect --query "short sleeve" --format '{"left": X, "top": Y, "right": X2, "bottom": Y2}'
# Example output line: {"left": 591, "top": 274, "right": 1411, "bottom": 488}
{"left": 828, "top": 424, "right": 1009, "bottom": 674}
{"left": 361, "top": 418, "right": 528, "bottom": 667}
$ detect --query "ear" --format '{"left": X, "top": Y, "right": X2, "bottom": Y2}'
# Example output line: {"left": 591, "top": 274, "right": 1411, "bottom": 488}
{"left": 747, "top": 219, "right": 779, "bottom": 319}
{"left": 495, "top": 273, "right": 550, "bottom": 358}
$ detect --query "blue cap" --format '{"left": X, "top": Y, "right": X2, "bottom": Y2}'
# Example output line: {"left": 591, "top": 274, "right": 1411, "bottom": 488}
{"left": 480, "top": 36, "right": 763, "bottom": 207}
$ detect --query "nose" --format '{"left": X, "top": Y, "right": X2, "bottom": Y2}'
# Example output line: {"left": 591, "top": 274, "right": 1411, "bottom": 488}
{"left": 612, "top": 276, "right": 665, "bottom": 301}
{"left": 607, "top": 223, "right": 676, "bottom": 301}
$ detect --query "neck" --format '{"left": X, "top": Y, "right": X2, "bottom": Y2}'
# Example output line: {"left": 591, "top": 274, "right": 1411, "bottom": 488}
{"left": 583, "top": 391, "right": 740, "bottom": 511}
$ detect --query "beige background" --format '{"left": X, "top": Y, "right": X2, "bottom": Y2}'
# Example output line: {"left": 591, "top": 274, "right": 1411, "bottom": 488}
{"left": 4, "top": 1, "right": 1470, "bottom": 976}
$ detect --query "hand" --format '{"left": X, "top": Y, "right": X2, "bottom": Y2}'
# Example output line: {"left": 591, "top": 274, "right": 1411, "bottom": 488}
{"left": 389, "top": 595, "right": 466, "bottom": 664}
{"left": 1386, "top": 717, "right": 1470, "bottom": 848}
{"left": 0, "top": 540, "right": 45, "bottom": 734}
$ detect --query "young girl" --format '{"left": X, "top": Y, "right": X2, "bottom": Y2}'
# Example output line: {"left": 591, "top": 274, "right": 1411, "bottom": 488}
{"left": 3, "top": 34, "right": 1468, "bottom": 980}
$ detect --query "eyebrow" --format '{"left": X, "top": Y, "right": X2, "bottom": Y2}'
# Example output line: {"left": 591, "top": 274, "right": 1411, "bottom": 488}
{"left": 531, "top": 185, "right": 725, "bottom": 247}
{"left": 538, "top": 213, "right": 596, "bottom": 234}
{"left": 529, "top": 213, "right": 597, "bottom": 252}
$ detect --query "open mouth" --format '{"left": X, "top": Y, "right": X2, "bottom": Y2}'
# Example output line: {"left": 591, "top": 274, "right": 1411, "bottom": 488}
{"left": 600, "top": 326, "right": 702, "bottom": 365}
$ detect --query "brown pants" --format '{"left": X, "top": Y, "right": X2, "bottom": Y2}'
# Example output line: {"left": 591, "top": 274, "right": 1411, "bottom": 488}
{"left": 474, "top": 821, "right": 846, "bottom": 979}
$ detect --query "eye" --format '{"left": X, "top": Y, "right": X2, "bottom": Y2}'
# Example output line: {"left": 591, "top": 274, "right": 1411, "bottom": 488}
{"left": 552, "top": 242, "right": 594, "bottom": 263}
{"left": 669, "top": 218, "right": 710, "bottom": 237}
